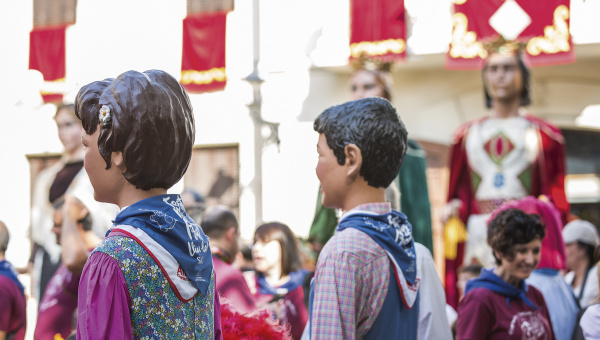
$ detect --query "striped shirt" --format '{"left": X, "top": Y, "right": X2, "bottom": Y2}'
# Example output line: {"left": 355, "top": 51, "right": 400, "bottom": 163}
{"left": 311, "top": 203, "right": 392, "bottom": 339}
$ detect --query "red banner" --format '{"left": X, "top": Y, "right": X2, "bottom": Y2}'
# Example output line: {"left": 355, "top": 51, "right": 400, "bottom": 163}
{"left": 181, "top": 11, "right": 228, "bottom": 93}
{"left": 446, "top": 0, "right": 575, "bottom": 69}
{"left": 29, "top": 24, "right": 68, "bottom": 103}
{"left": 349, "top": 0, "right": 407, "bottom": 62}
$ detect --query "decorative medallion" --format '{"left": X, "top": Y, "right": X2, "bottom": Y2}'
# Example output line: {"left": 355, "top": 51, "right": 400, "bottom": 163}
{"left": 484, "top": 131, "right": 515, "bottom": 165}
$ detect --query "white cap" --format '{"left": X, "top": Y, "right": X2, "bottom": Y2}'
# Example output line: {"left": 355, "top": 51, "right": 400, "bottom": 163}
{"left": 562, "top": 220, "right": 600, "bottom": 247}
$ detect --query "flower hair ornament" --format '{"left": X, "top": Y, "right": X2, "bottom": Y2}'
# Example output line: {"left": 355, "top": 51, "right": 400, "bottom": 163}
{"left": 99, "top": 105, "right": 111, "bottom": 127}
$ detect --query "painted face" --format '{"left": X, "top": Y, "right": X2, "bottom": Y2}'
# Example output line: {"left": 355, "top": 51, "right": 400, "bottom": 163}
{"left": 350, "top": 70, "right": 386, "bottom": 100}
{"left": 81, "top": 128, "right": 123, "bottom": 205}
{"left": 252, "top": 239, "right": 281, "bottom": 274}
{"left": 484, "top": 53, "right": 524, "bottom": 103}
{"left": 316, "top": 133, "right": 347, "bottom": 209}
{"left": 498, "top": 238, "right": 541, "bottom": 282}
{"left": 55, "top": 109, "right": 84, "bottom": 154}
{"left": 52, "top": 209, "right": 63, "bottom": 246}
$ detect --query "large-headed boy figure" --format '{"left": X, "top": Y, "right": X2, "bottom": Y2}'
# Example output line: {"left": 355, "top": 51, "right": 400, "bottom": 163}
{"left": 74, "top": 70, "right": 219, "bottom": 339}
{"left": 310, "top": 97, "right": 420, "bottom": 339}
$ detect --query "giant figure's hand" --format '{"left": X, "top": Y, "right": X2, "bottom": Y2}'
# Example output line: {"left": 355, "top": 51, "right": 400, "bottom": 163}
{"left": 442, "top": 199, "right": 462, "bottom": 225}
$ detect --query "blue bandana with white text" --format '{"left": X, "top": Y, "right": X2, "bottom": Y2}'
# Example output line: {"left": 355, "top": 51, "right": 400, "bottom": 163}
{"left": 111, "top": 194, "right": 212, "bottom": 295}
{"left": 337, "top": 210, "right": 417, "bottom": 284}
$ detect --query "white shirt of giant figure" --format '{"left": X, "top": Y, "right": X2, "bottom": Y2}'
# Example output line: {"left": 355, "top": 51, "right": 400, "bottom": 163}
{"left": 466, "top": 115, "right": 539, "bottom": 202}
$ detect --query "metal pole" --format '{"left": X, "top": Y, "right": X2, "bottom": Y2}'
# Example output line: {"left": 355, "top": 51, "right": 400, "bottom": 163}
{"left": 246, "top": 0, "right": 264, "bottom": 226}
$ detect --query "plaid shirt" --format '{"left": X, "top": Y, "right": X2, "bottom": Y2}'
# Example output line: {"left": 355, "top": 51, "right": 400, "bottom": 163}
{"left": 311, "top": 203, "right": 392, "bottom": 340}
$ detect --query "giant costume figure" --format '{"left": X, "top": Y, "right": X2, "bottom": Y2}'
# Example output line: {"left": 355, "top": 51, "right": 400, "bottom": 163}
{"left": 445, "top": 41, "right": 569, "bottom": 308}
{"left": 73, "top": 70, "right": 220, "bottom": 339}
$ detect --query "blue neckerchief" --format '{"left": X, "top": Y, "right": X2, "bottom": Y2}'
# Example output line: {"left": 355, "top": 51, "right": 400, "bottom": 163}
{"left": 257, "top": 269, "right": 308, "bottom": 295}
{"left": 0, "top": 260, "right": 24, "bottom": 294}
{"left": 337, "top": 210, "right": 417, "bottom": 284}
{"left": 465, "top": 268, "right": 539, "bottom": 310}
{"left": 111, "top": 194, "right": 212, "bottom": 295}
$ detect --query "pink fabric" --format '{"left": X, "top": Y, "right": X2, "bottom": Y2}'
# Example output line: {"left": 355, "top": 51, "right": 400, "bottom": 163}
{"left": 77, "top": 252, "right": 133, "bottom": 340}
{"left": 490, "top": 196, "right": 566, "bottom": 270}
{"left": 0, "top": 276, "right": 26, "bottom": 340}
{"left": 213, "top": 256, "right": 257, "bottom": 314}
{"left": 35, "top": 264, "right": 80, "bottom": 339}
{"left": 457, "top": 285, "right": 555, "bottom": 340}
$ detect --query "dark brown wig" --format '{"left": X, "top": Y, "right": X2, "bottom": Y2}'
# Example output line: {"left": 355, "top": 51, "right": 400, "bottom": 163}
{"left": 75, "top": 70, "right": 194, "bottom": 191}
{"left": 314, "top": 97, "right": 407, "bottom": 188}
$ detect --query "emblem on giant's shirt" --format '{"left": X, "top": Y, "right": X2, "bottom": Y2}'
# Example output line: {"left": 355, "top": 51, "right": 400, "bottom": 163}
{"left": 483, "top": 131, "right": 515, "bottom": 165}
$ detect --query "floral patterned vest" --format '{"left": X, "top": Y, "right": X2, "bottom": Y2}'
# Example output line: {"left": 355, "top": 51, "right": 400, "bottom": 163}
{"left": 94, "top": 235, "right": 215, "bottom": 339}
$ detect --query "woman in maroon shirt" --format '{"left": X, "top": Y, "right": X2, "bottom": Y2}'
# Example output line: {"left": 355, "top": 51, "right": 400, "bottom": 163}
{"left": 457, "top": 208, "right": 555, "bottom": 340}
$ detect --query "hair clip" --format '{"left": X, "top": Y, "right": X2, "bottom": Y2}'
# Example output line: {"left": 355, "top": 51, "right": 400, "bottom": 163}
{"left": 99, "top": 105, "right": 111, "bottom": 127}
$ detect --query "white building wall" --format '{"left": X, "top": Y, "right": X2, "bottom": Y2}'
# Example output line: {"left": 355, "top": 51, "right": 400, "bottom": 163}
{"left": 2, "top": 0, "right": 600, "bottom": 266}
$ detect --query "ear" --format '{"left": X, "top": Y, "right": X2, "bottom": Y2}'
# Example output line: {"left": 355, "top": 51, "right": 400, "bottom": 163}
{"left": 493, "top": 250, "right": 503, "bottom": 262}
{"left": 111, "top": 151, "right": 127, "bottom": 172}
{"left": 344, "top": 144, "right": 362, "bottom": 180}
{"left": 225, "top": 226, "right": 236, "bottom": 242}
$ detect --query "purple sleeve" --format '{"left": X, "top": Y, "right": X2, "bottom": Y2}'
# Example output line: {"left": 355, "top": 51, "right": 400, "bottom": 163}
{"left": 76, "top": 252, "right": 133, "bottom": 340}
{"left": 214, "top": 291, "right": 223, "bottom": 340}
{"left": 456, "top": 289, "right": 493, "bottom": 340}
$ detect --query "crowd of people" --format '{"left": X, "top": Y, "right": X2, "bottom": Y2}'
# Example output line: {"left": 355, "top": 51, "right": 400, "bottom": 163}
{"left": 0, "top": 40, "right": 599, "bottom": 340}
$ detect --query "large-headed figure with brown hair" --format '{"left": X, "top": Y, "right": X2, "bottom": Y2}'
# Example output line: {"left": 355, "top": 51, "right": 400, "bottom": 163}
{"left": 73, "top": 70, "right": 219, "bottom": 339}
{"left": 445, "top": 40, "right": 569, "bottom": 308}
{"left": 309, "top": 56, "right": 434, "bottom": 256}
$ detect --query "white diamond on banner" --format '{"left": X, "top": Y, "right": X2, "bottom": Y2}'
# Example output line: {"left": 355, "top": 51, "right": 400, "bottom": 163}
{"left": 489, "top": 0, "right": 532, "bottom": 40}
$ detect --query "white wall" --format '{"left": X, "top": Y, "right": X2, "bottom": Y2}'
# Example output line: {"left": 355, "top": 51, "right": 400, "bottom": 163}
{"left": 2, "top": 0, "right": 600, "bottom": 265}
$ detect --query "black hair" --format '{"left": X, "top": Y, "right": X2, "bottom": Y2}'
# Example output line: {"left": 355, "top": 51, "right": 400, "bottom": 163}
{"left": 314, "top": 97, "right": 407, "bottom": 188}
{"left": 79, "top": 213, "right": 93, "bottom": 232}
{"left": 576, "top": 241, "right": 597, "bottom": 269}
{"left": 75, "top": 70, "right": 195, "bottom": 191}
{"left": 51, "top": 197, "right": 92, "bottom": 231}
{"left": 487, "top": 208, "right": 546, "bottom": 265}
{"left": 201, "top": 206, "right": 238, "bottom": 239}
{"left": 459, "top": 264, "right": 483, "bottom": 277}
{"left": 483, "top": 53, "right": 531, "bottom": 108}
